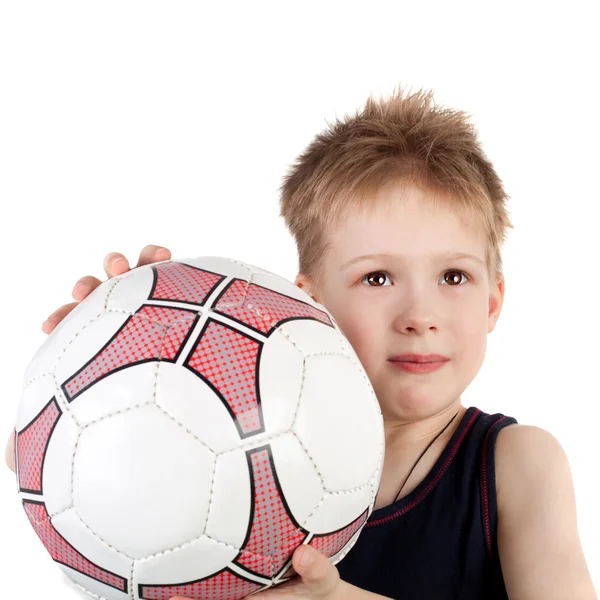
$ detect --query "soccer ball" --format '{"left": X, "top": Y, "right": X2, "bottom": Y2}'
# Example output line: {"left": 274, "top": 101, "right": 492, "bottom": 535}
{"left": 14, "top": 256, "right": 384, "bottom": 600}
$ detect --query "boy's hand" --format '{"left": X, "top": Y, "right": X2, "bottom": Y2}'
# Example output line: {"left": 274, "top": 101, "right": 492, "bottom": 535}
{"left": 42, "top": 244, "right": 172, "bottom": 334}
{"left": 5, "top": 244, "right": 172, "bottom": 474}
{"left": 171, "top": 545, "right": 388, "bottom": 600}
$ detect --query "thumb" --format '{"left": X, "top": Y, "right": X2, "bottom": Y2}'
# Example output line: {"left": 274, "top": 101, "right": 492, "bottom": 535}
{"left": 292, "top": 545, "right": 340, "bottom": 595}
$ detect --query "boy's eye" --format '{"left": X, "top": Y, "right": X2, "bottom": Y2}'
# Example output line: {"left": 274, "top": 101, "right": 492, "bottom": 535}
{"left": 441, "top": 270, "right": 470, "bottom": 285}
{"left": 360, "top": 270, "right": 470, "bottom": 287}
{"left": 361, "top": 271, "right": 392, "bottom": 287}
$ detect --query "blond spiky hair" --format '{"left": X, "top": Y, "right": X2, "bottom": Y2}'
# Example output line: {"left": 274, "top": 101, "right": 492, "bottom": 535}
{"left": 278, "top": 84, "right": 513, "bottom": 290}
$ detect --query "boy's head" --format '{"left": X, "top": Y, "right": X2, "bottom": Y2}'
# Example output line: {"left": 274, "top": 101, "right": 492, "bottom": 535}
{"left": 278, "top": 86, "right": 513, "bottom": 424}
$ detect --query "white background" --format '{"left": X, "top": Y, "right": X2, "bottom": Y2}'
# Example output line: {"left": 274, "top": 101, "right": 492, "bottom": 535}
{"left": 0, "top": 1, "right": 598, "bottom": 597}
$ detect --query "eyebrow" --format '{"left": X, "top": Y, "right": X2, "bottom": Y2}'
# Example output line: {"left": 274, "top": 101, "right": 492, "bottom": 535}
{"left": 340, "top": 252, "right": 485, "bottom": 271}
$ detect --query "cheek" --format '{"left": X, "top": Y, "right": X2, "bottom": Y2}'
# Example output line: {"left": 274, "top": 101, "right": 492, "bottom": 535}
{"left": 324, "top": 300, "right": 379, "bottom": 366}
{"left": 453, "top": 303, "right": 489, "bottom": 366}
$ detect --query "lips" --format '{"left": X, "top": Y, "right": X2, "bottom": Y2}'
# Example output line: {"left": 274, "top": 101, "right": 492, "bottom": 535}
{"left": 389, "top": 354, "right": 449, "bottom": 363}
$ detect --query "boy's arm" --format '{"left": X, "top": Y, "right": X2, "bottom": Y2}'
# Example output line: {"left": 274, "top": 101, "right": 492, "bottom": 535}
{"left": 495, "top": 425, "right": 597, "bottom": 600}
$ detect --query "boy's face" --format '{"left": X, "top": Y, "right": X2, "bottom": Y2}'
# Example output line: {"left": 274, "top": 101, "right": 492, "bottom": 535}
{"left": 295, "top": 181, "right": 504, "bottom": 425}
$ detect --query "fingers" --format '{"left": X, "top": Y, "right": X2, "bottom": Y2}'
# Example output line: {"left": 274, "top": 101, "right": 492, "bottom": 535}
{"left": 135, "top": 245, "right": 171, "bottom": 269}
{"left": 41, "top": 246, "right": 172, "bottom": 336}
{"left": 42, "top": 301, "right": 78, "bottom": 334}
{"left": 5, "top": 431, "right": 16, "bottom": 473}
{"left": 41, "top": 275, "right": 101, "bottom": 334}
{"left": 102, "top": 246, "right": 171, "bottom": 279}
{"left": 103, "top": 253, "right": 130, "bottom": 279}
{"left": 71, "top": 275, "right": 103, "bottom": 302}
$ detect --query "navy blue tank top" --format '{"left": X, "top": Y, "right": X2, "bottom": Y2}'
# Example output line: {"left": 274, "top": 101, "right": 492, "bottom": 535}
{"left": 337, "top": 406, "right": 517, "bottom": 600}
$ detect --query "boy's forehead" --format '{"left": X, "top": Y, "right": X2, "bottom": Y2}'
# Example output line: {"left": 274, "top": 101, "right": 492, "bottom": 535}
{"left": 327, "top": 189, "right": 486, "bottom": 265}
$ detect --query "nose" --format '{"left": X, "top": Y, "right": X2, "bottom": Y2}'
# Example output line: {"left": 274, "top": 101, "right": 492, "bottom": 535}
{"left": 392, "top": 296, "right": 438, "bottom": 335}
{"left": 397, "top": 319, "right": 437, "bottom": 335}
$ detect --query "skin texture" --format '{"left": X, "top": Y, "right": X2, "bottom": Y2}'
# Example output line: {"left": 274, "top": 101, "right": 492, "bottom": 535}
{"left": 296, "top": 181, "right": 502, "bottom": 432}
{"left": 7, "top": 192, "right": 598, "bottom": 598}
{"left": 292, "top": 180, "right": 596, "bottom": 599}
{"left": 295, "top": 181, "right": 504, "bottom": 510}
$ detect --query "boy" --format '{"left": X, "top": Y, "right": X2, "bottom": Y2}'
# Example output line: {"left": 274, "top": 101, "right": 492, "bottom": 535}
{"left": 6, "top": 87, "right": 597, "bottom": 599}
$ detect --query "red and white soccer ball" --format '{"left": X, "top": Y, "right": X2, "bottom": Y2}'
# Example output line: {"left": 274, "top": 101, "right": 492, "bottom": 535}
{"left": 14, "top": 257, "right": 384, "bottom": 600}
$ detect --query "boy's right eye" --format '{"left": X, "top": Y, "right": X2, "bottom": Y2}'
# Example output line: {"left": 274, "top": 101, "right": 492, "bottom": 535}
{"left": 361, "top": 271, "right": 392, "bottom": 287}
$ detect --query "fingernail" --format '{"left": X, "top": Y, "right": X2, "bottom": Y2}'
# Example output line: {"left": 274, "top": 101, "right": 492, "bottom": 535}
{"left": 110, "top": 257, "right": 125, "bottom": 267}
{"left": 299, "top": 547, "right": 312, "bottom": 567}
{"left": 73, "top": 282, "right": 87, "bottom": 294}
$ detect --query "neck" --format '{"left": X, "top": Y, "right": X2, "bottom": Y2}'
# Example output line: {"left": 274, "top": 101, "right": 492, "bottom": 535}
{"left": 383, "top": 399, "right": 466, "bottom": 451}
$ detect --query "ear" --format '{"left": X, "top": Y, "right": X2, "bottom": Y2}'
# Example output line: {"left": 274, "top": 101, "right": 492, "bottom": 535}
{"left": 294, "top": 273, "right": 320, "bottom": 303}
{"left": 488, "top": 275, "right": 505, "bottom": 333}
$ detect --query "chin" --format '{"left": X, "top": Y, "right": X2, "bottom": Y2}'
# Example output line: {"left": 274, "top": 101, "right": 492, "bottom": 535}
{"left": 380, "top": 394, "right": 439, "bottom": 422}
{"left": 377, "top": 386, "right": 454, "bottom": 422}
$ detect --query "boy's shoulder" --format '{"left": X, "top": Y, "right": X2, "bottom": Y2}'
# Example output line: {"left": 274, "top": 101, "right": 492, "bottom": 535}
{"left": 494, "top": 423, "right": 566, "bottom": 506}
{"left": 492, "top": 424, "right": 596, "bottom": 598}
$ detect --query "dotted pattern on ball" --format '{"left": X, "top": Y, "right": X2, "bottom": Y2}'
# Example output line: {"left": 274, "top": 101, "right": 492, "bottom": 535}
{"left": 139, "top": 568, "right": 263, "bottom": 600}
{"left": 234, "top": 448, "right": 306, "bottom": 578}
{"left": 17, "top": 399, "right": 61, "bottom": 493}
{"left": 309, "top": 508, "right": 369, "bottom": 557}
{"left": 216, "top": 280, "right": 333, "bottom": 335}
{"left": 63, "top": 306, "right": 196, "bottom": 401}
{"left": 18, "top": 259, "right": 382, "bottom": 599}
{"left": 23, "top": 501, "right": 127, "bottom": 593}
{"left": 150, "top": 262, "right": 224, "bottom": 305}
{"left": 188, "top": 321, "right": 262, "bottom": 435}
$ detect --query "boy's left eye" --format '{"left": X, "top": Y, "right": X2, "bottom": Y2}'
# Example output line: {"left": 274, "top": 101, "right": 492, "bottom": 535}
{"left": 441, "top": 270, "right": 470, "bottom": 285}
{"left": 360, "top": 270, "right": 470, "bottom": 287}
{"left": 361, "top": 271, "right": 392, "bottom": 287}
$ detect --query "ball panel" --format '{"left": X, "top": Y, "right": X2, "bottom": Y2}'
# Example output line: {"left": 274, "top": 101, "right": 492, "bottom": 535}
{"left": 16, "top": 396, "right": 62, "bottom": 495}
{"left": 257, "top": 331, "right": 304, "bottom": 438}
{"left": 322, "top": 525, "right": 363, "bottom": 568}
{"left": 246, "top": 269, "right": 312, "bottom": 304}
{"left": 53, "top": 311, "right": 134, "bottom": 401}
{"left": 214, "top": 278, "right": 333, "bottom": 338}
{"left": 238, "top": 261, "right": 282, "bottom": 280}
{"left": 16, "top": 373, "right": 59, "bottom": 432}
{"left": 274, "top": 319, "right": 347, "bottom": 358}
{"left": 267, "top": 433, "right": 324, "bottom": 529}
{"left": 73, "top": 405, "right": 215, "bottom": 559}
{"left": 155, "top": 362, "right": 243, "bottom": 455}
{"left": 174, "top": 256, "right": 253, "bottom": 287}
{"left": 22, "top": 501, "right": 130, "bottom": 599}
{"left": 303, "top": 488, "right": 373, "bottom": 535}
{"left": 187, "top": 319, "right": 264, "bottom": 438}
{"left": 149, "top": 261, "right": 224, "bottom": 306}
{"left": 62, "top": 570, "right": 128, "bottom": 600}
{"left": 135, "top": 535, "right": 265, "bottom": 600}
{"left": 245, "top": 265, "right": 337, "bottom": 328}
{"left": 309, "top": 511, "right": 369, "bottom": 568}
{"left": 205, "top": 448, "right": 251, "bottom": 548}
{"left": 293, "top": 354, "right": 384, "bottom": 490}
{"left": 108, "top": 259, "right": 235, "bottom": 314}
{"left": 54, "top": 306, "right": 200, "bottom": 405}
{"left": 23, "top": 279, "right": 114, "bottom": 385}
{"left": 135, "top": 536, "right": 241, "bottom": 586}
{"left": 42, "top": 410, "right": 79, "bottom": 516}
{"left": 104, "top": 265, "right": 155, "bottom": 314}
{"left": 233, "top": 446, "right": 308, "bottom": 579}
{"left": 52, "top": 507, "right": 132, "bottom": 594}
{"left": 66, "top": 362, "right": 159, "bottom": 426}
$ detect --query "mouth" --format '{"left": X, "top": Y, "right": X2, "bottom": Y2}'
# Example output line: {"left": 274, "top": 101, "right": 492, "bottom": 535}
{"left": 388, "top": 354, "right": 449, "bottom": 364}
{"left": 388, "top": 358, "right": 449, "bottom": 374}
